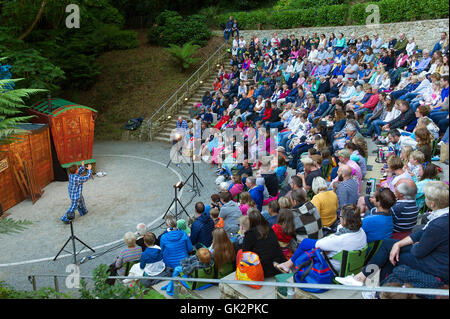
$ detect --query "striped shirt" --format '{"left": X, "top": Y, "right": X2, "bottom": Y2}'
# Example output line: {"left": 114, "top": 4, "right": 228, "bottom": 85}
{"left": 391, "top": 200, "right": 419, "bottom": 233}
{"left": 115, "top": 246, "right": 143, "bottom": 275}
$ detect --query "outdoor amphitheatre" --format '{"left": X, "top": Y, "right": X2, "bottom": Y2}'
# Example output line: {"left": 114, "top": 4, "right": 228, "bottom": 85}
{"left": 0, "top": 0, "right": 448, "bottom": 303}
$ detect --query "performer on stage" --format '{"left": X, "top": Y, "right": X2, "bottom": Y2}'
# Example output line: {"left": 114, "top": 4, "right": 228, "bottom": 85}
{"left": 61, "top": 161, "right": 92, "bottom": 224}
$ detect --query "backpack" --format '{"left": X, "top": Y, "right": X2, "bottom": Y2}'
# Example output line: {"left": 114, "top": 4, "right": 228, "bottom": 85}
{"left": 124, "top": 117, "right": 144, "bottom": 131}
{"left": 292, "top": 247, "right": 334, "bottom": 293}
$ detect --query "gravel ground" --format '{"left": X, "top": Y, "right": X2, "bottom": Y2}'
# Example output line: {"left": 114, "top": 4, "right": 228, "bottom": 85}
{"left": 0, "top": 141, "right": 219, "bottom": 294}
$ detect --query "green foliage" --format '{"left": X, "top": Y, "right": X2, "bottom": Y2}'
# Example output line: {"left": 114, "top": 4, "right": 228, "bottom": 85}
{"left": 218, "top": 0, "right": 448, "bottom": 30}
{"left": 0, "top": 281, "right": 73, "bottom": 299}
{"left": 349, "top": 0, "right": 449, "bottom": 25}
{"left": 79, "top": 264, "right": 165, "bottom": 299}
{"left": 0, "top": 216, "right": 33, "bottom": 235}
{"left": 165, "top": 42, "right": 201, "bottom": 72}
{"left": 148, "top": 11, "right": 211, "bottom": 47}
{"left": 274, "top": 0, "right": 346, "bottom": 10}
{"left": 0, "top": 77, "right": 47, "bottom": 142}
{"left": 0, "top": 0, "right": 139, "bottom": 91}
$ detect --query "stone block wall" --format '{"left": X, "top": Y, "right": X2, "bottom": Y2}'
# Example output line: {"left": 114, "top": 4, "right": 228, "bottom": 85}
{"left": 214, "top": 19, "right": 449, "bottom": 52}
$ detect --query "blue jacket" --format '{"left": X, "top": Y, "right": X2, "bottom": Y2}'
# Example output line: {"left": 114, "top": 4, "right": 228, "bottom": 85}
{"left": 203, "top": 112, "right": 213, "bottom": 123}
{"left": 140, "top": 246, "right": 164, "bottom": 270}
{"left": 362, "top": 209, "right": 393, "bottom": 243}
{"left": 409, "top": 214, "right": 449, "bottom": 283}
{"left": 315, "top": 101, "right": 330, "bottom": 117}
{"left": 160, "top": 230, "right": 193, "bottom": 268}
{"left": 190, "top": 212, "right": 215, "bottom": 249}
{"left": 237, "top": 98, "right": 251, "bottom": 112}
{"left": 249, "top": 185, "right": 265, "bottom": 212}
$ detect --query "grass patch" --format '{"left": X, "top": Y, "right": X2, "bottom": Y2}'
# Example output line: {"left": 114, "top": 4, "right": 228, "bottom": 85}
{"left": 61, "top": 30, "right": 224, "bottom": 141}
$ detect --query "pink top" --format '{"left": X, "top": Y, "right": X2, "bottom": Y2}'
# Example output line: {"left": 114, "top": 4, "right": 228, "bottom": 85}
{"left": 240, "top": 204, "right": 249, "bottom": 215}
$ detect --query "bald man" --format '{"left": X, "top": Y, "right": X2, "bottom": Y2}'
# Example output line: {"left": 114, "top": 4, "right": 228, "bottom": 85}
{"left": 390, "top": 178, "right": 419, "bottom": 240}
{"left": 334, "top": 164, "right": 359, "bottom": 217}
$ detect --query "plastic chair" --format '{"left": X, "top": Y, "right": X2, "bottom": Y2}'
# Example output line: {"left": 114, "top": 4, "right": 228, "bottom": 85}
{"left": 364, "top": 240, "right": 383, "bottom": 266}
{"left": 124, "top": 260, "right": 139, "bottom": 277}
{"left": 322, "top": 245, "right": 369, "bottom": 279}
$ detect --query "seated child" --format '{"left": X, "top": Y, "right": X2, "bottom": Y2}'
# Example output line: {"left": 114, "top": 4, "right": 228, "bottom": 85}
{"left": 233, "top": 214, "right": 250, "bottom": 251}
{"left": 180, "top": 248, "right": 214, "bottom": 276}
{"left": 407, "top": 150, "right": 425, "bottom": 178}
{"left": 210, "top": 193, "right": 222, "bottom": 210}
{"left": 177, "top": 219, "right": 191, "bottom": 236}
{"left": 210, "top": 207, "right": 224, "bottom": 228}
{"left": 275, "top": 156, "right": 288, "bottom": 185}
{"left": 239, "top": 191, "right": 256, "bottom": 215}
{"left": 272, "top": 209, "right": 296, "bottom": 260}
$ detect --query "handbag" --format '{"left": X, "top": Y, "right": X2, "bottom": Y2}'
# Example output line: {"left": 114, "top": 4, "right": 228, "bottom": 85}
{"left": 235, "top": 249, "right": 264, "bottom": 289}
{"left": 292, "top": 247, "right": 334, "bottom": 293}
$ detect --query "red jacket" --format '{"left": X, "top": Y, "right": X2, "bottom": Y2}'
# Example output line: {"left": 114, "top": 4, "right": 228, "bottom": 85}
{"left": 279, "top": 89, "right": 291, "bottom": 99}
{"left": 362, "top": 93, "right": 379, "bottom": 110}
{"left": 262, "top": 107, "right": 273, "bottom": 121}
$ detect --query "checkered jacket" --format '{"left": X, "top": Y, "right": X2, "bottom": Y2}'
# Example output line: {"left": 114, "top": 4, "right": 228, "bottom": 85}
{"left": 291, "top": 201, "right": 323, "bottom": 242}
{"left": 68, "top": 166, "right": 92, "bottom": 200}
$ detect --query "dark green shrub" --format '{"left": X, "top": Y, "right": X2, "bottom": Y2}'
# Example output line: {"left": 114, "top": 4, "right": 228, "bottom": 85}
{"left": 148, "top": 11, "right": 211, "bottom": 47}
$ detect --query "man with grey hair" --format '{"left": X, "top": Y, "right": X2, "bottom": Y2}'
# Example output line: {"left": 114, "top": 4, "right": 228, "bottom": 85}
{"left": 391, "top": 178, "right": 419, "bottom": 240}
{"left": 246, "top": 176, "right": 264, "bottom": 212}
{"left": 136, "top": 223, "right": 149, "bottom": 251}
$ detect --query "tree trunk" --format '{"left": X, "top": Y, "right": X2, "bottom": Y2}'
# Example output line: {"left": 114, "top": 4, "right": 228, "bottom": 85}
{"left": 18, "top": 0, "right": 47, "bottom": 41}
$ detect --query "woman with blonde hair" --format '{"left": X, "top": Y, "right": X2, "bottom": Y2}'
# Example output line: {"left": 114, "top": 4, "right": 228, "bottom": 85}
{"left": 311, "top": 176, "right": 339, "bottom": 228}
{"left": 278, "top": 196, "right": 293, "bottom": 209}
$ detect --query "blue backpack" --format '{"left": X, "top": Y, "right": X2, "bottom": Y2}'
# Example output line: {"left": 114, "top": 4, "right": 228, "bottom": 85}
{"left": 293, "top": 247, "right": 334, "bottom": 293}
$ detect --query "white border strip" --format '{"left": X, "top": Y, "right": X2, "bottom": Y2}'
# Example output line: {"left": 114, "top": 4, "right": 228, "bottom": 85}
{"left": 0, "top": 154, "right": 185, "bottom": 268}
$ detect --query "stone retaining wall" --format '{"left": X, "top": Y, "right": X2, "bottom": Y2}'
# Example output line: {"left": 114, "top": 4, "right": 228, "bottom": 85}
{"left": 213, "top": 19, "right": 449, "bottom": 52}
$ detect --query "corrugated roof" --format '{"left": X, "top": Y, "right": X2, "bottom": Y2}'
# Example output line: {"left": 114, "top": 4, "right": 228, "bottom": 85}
{"left": 30, "top": 98, "right": 97, "bottom": 116}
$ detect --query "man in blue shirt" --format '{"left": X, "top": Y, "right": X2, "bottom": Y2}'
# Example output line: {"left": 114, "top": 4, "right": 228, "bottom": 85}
{"left": 61, "top": 161, "right": 92, "bottom": 223}
{"left": 237, "top": 92, "right": 251, "bottom": 113}
{"left": 415, "top": 50, "right": 432, "bottom": 73}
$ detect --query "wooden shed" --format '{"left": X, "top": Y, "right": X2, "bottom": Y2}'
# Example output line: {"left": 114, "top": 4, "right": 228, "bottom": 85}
{"left": 0, "top": 124, "right": 54, "bottom": 212}
{"left": 29, "top": 97, "right": 97, "bottom": 168}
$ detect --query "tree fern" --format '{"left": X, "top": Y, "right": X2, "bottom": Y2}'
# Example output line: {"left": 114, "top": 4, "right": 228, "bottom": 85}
{"left": 0, "top": 77, "right": 47, "bottom": 143}
{"left": 164, "top": 42, "right": 201, "bottom": 72}
{"left": 0, "top": 217, "right": 33, "bottom": 235}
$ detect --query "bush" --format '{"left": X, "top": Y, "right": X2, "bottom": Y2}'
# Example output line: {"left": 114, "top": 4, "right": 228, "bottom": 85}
{"left": 217, "top": 0, "right": 448, "bottom": 30}
{"left": 148, "top": 11, "right": 211, "bottom": 47}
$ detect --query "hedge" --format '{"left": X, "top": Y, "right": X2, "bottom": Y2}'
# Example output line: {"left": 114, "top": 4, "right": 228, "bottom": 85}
{"left": 218, "top": 0, "right": 448, "bottom": 30}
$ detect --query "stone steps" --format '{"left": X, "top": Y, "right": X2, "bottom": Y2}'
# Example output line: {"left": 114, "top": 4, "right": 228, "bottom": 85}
{"left": 152, "top": 59, "right": 231, "bottom": 143}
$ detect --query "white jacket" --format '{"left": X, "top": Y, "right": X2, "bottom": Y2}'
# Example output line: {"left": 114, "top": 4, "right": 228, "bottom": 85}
{"left": 316, "top": 227, "right": 367, "bottom": 271}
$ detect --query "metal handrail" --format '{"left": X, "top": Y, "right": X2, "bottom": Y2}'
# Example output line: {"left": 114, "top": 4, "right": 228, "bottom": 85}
{"left": 147, "top": 41, "right": 229, "bottom": 141}
{"left": 27, "top": 273, "right": 449, "bottom": 297}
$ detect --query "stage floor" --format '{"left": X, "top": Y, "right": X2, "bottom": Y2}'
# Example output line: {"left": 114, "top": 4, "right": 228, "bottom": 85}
{"left": 0, "top": 141, "right": 218, "bottom": 292}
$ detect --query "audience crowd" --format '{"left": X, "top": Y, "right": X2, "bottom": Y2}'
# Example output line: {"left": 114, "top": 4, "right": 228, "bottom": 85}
{"left": 112, "top": 24, "right": 449, "bottom": 299}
